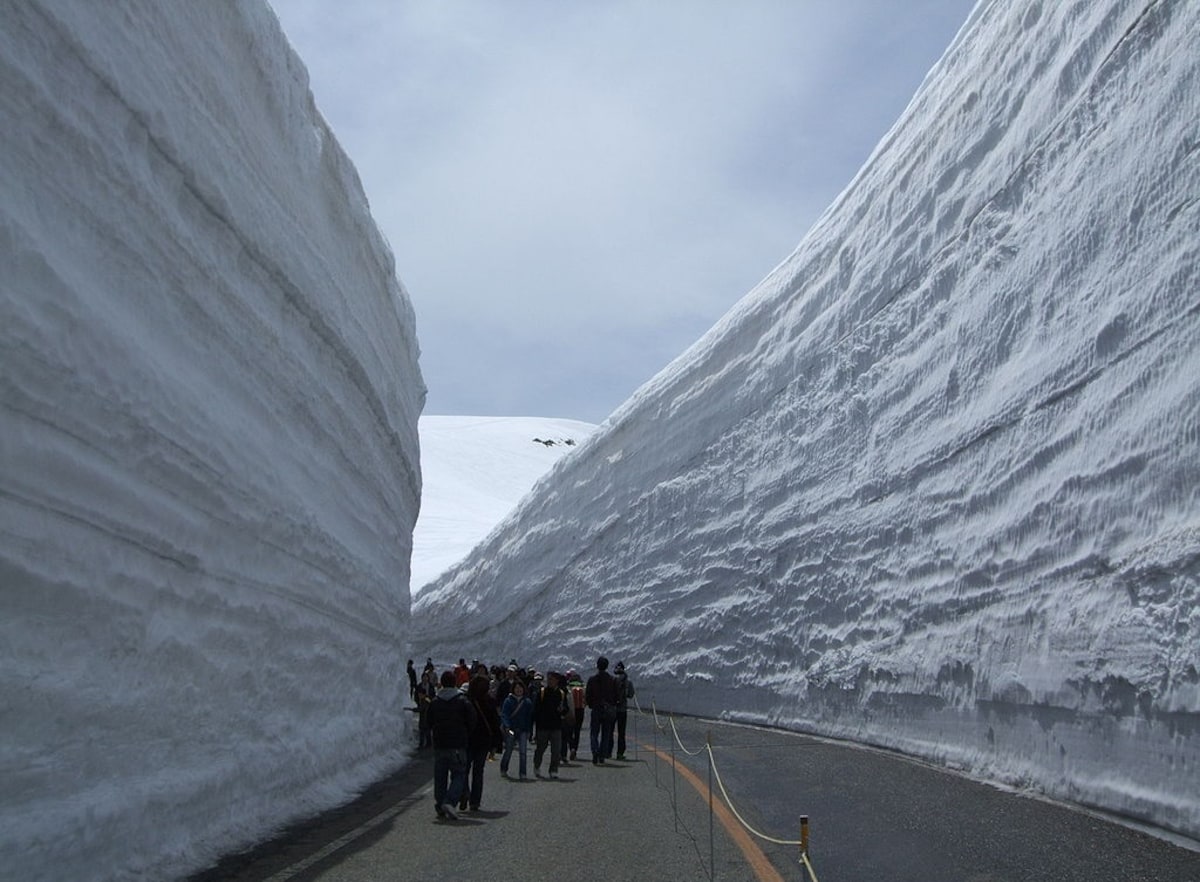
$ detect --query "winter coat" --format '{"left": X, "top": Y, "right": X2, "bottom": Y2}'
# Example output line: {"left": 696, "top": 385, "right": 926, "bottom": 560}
{"left": 585, "top": 670, "right": 619, "bottom": 710}
{"left": 428, "top": 687, "right": 476, "bottom": 749}
{"left": 613, "top": 672, "right": 635, "bottom": 710}
{"left": 468, "top": 696, "right": 502, "bottom": 752}
{"left": 500, "top": 693, "right": 534, "bottom": 733}
{"left": 533, "top": 685, "right": 568, "bottom": 731}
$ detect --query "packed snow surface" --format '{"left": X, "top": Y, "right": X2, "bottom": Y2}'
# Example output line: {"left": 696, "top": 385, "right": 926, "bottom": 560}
{"left": 416, "top": 0, "right": 1200, "bottom": 840}
{"left": 413, "top": 416, "right": 595, "bottom": 592}
{"left": 0, "top": 2, "right": 422, "bottom": 880}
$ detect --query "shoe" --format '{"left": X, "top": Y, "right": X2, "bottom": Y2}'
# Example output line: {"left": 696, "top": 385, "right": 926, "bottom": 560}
{"left": 459, "top": 798, "right": 468, "bottom": 811}
{"left": 441, "top": 805, "right": 458, "bottom": 821}
{"left": 570, "top": 751, "right": 577, "bottom": 760}
{"left": 617, "top": 753, "right": 626, "bottom": 760}
{"left": 592, "top": 757, "right": 599, "bottom": 765}
{"left": 520, "top": 774, "right": 528, "bottom": 780}
{"left": 501, "top": 769, "right": 509, "bottom": 778}
{"left": 598, "top": 757, "right": 606, "bottom": 764}
{"left": 549, "top": 772, "right": 559, "bottom": 779}
{"left": 469, "top": 804, "right": 480, "bottom": 811}
{"left": 434, "top": 804, "right": 446, "bottom": 819}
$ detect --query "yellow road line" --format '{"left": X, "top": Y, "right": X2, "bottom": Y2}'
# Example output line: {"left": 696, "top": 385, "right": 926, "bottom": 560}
{"left": 642, "top": 744, "right": 786, "bottom": 882}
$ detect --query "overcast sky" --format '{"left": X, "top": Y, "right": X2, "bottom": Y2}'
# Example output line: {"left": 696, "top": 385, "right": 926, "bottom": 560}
{"left": 270, "top": 1, "right": 978, "bottom": 424}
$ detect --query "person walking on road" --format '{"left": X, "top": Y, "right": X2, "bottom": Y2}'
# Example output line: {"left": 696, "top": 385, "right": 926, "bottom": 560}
{"left": 559, "top": 677, "right": 575, "bottom": 765}
{"left": 495, "top": 663, "right": 520, "bottom": 705}
{"left": 612, "top": 661, "right": 636, "bottom": 759}
{"left": 533, "top": 671, "right": 568, "bottom": 778}
{"left": 453, "top": 658, "right": 471, "bottom": 688}
{"left": 415, "top": 669, "right": 436, "bottom": 749}
{"left": 406, "top": 659, "right": 417, "bottom": 703}
{"left": 461, "top": 674, "right": 501, "bottom": 812}
{"left": 585, "top": 656, "right": 619, "bottom": 764}
{"left": 566, "top": 670, "right": 586, "bottom": 761}
{"left": 499, "top": 679, "right": 534, "bottom": 779}
{"left": 428, "top": 670, "right": 476, "bottom": 820}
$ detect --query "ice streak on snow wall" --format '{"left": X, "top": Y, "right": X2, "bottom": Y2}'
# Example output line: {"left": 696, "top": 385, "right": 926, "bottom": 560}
{"left": 0, "top": 2, "right": 423, "bottom": 879}
{"left": 416, "top": 0, "right": 1200, "bottom": 838}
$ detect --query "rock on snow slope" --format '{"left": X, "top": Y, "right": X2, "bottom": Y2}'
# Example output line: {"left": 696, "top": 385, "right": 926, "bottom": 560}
{"left": 416, "top": 0, "right": 1200, "bottom": 839}
{"left": 1, "top": 2, "right": 422, "bottom": 879}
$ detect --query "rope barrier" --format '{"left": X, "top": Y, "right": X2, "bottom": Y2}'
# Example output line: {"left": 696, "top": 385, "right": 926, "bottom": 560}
{"left": 704, "top": 741, "right": 802, "bottom": 846}
{"left": 670, "top": 716, "right": 707, "bottom": 757}
{"left": 801, "top": 852, "right": 820, "bottom": 882}
{"left": 637, "top": 699, "right": 822, "bottom": 881}
{"left": 644, "top": 696, "right": 670, "bottom": 733}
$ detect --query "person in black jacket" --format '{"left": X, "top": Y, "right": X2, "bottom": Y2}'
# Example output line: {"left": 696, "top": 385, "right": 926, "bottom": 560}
{"left": 461, "top": 674, "right": 501, "bottom": 812}
{"left": 612, "top": 661, "right": 636, "bottom": 760}
{"left": 428, "top": 670, "right": 476, "bottom": 820}
{"left": 585, "top": 656, "right": 619, "bottom": 764}
{"left": 415, "top": 670, "right": 436, "bottom": 749}
{"left": 532, "top": 671, "right": 568, "bottom": 778}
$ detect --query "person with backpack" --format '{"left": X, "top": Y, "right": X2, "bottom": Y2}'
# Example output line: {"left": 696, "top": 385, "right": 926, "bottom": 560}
{"left": 566, "top": 670, "right": 586, "bottom": 761}
{"left": 499, "top": 679, "right": 534, "bottom": 779}
{"left": 428, "top": 670, "right": 476, "bottom": 820}
{"left": 612, "top": 661, "right": 636, "bottom": 760}
{"left": 532, "top": 671, "right": 568, "bottom": 779}
{"left": 585, "top": 656, "right": 619, "bottom": 764}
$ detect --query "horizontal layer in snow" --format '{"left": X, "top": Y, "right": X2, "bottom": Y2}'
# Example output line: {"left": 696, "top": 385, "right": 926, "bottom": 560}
{"left": 0, "top": 2, "right": 423, "bottom": 879}
{"left": 415, "top": 0, "right": 1200, "bottom": 841}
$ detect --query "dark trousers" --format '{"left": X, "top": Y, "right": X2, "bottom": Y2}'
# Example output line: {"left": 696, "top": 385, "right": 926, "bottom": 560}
{"left": 615, "top": 710, "right": 629, "bottom": 756}
{"left": 433, "top": 748, "right": 467, "bottom": 809}
{"left": 464, "top": 746, "right": 488, "bottom": 809}
{"left": 568, "top": 712, "right": 585, "bottom": 754}
{"left": 534, "top": 729, "right": 562, "bottom": 775}
{"left": 590, "top": 709, "right": 615, "bottom": 759}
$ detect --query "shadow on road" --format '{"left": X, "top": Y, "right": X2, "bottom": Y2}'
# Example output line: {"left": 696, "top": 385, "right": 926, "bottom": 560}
{"left": 189, "top": 749, "right": 434, "bottom": 882}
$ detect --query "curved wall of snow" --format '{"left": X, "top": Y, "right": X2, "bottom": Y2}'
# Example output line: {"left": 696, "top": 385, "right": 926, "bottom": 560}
{"left": 0, "top": 3, "right": 423, "bottom": 879}
{"left": 416, "top": 0, "right": 1200, "bottom": 839}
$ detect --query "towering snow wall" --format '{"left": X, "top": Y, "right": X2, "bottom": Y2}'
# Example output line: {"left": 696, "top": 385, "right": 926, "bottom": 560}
{"left": 0, "top": 3, "right": 423, "bottom": 879}
{"left": 416, "top": 0, "right": 1200, "bottom": 839}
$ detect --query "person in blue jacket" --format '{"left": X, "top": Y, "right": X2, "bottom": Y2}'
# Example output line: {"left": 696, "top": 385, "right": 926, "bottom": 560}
{"left": 499, "top": 678, "right": 534, "bottom": 779}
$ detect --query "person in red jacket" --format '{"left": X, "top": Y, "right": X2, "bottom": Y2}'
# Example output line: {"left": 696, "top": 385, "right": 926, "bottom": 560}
{"left": 453, "top": 658, "right": 471, "bottom": 688}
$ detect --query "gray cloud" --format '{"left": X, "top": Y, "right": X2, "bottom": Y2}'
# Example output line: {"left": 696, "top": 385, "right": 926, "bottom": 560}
{"left": 271, "top": 0, "right": 977, "bottom": 422}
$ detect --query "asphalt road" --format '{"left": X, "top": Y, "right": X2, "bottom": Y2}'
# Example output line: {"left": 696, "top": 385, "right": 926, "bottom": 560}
{"left": 191, "top": 710, "right": 1200, "bottom": 882}
{"left": 653, "top": 713, "right": 1200, "bottom": 882}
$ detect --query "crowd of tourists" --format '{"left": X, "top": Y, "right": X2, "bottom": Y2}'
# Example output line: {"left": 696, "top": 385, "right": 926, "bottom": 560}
{"left": 406, "top": 654, "right": 636, "bottom": 820}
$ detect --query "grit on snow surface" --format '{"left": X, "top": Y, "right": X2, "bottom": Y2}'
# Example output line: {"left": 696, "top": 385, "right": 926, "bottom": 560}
{"left": 1, "top": 3, "right": 422, "bottom": 881}
{"left": 416, "top": 0, "right": 1200, "bottom": 841}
